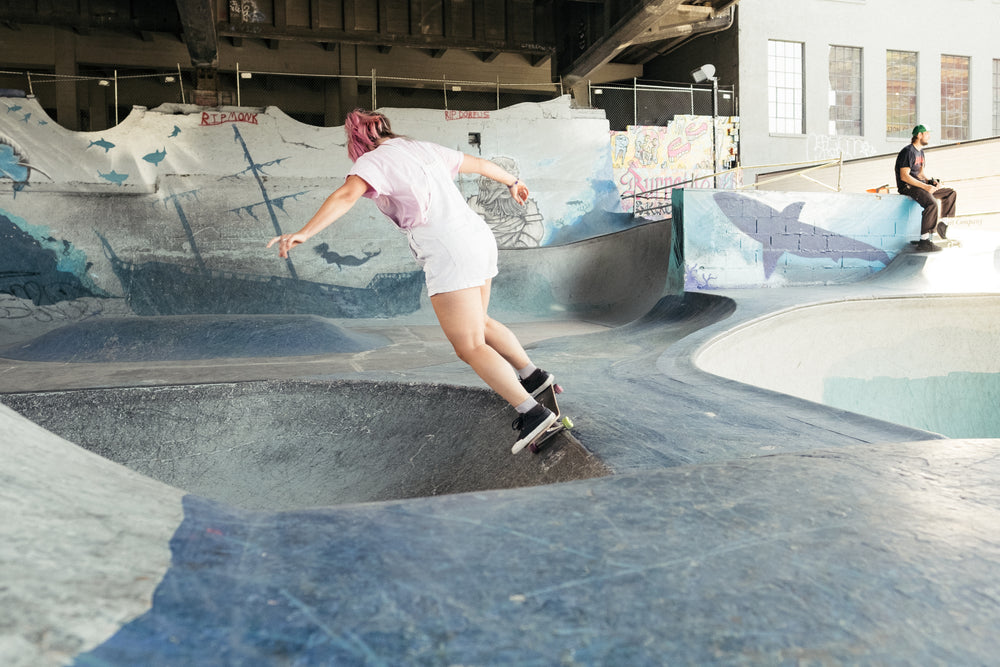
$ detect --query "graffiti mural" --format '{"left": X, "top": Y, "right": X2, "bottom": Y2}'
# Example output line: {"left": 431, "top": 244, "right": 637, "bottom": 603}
{"left": 676, "top": 189, "right": 919, "bottom": 290}
{"left": 610, "top": 115, "right": 741, "bottom": 220}
{"left": 466, "top": 156, "right": 545, "bottom": 248}
{"left": 96, "top": 125, "right": 424, "bottom": 318}
{"left": 0, "top": 211, "right": 105, "bottom": 305}
{"left": 0, "top": 95, "right": 642, "bottom": 327}
{"left": 0, "top": 133, "right": 48, "bottom": 194}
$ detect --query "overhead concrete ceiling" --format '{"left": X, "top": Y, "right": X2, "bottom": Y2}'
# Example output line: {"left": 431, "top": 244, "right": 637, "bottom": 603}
{"left": 0, "top": 0, "right": 738, "bottom": 80}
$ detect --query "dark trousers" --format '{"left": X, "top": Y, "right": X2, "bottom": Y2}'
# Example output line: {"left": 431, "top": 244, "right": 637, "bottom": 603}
{"left": 899, "top": 184, "right": 957, "bottom": 234}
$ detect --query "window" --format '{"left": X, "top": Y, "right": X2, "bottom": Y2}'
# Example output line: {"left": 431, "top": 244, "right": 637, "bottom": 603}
{"left": 994, "top": 59, "right": 1000, "bottom": 135}
{"left": 886, "top": 50, "right": 917, "bottom": 138}
{"left": 768, "top": 40, "right": 804, "bottom": 134}
{"left": 941, "top": 55, "right": 970, "bottom": 141}
{"left": 829, "top": 45, "right": 862, "bottom": 135}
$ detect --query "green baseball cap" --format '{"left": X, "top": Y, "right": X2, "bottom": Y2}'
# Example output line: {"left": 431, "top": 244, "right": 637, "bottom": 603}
{"left": 912, "top": 124, "right": 928, "bottom": 135}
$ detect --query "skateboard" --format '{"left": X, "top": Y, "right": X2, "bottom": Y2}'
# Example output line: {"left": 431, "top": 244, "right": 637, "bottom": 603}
{"left": 525, "top": 382, "right": 574, "bottom": 454}
{"left": 910, "top": 238, "right": 961, "bottom": 249}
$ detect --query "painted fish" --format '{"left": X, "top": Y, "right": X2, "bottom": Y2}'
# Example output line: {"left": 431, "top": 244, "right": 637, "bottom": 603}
{"left": 98, "top": 170, "right": 128, "bottom": 185}
{"left": 143, "top": 148, "right": 167, "bottom": 165}
{"left": 88, "top": 138, "right": 115, "bottom": 152}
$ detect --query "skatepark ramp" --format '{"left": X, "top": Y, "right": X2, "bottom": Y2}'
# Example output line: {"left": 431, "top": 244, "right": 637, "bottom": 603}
{"left": 2, "top": 380, "right": 610, "bottom": 510}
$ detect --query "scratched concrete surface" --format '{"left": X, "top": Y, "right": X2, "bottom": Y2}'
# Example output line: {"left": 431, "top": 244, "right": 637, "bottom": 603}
{"left": 3, "top": 193, "right": 1000, "bottom": 663}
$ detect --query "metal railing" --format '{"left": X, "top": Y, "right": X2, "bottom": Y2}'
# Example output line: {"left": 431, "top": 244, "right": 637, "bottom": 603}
{"left": 624, "top": 156, "right": 846, "bottom": 218}
{"left": 588, "top": 79, "right": 737, "bottom": 131}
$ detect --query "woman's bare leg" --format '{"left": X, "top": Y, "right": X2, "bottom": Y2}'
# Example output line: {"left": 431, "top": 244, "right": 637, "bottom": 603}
{"left": 430, "top": 283, "right": 531, "bottom": 408}
{"left": 478, "top": 280, "right": 531, "bottom": 371}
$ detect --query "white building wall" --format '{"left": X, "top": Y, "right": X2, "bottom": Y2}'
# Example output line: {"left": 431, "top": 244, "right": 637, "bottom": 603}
{"left": 736, "top": 0, "right": 1000, "bottom": 177}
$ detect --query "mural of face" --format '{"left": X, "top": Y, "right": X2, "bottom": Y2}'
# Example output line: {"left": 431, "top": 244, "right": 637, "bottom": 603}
{"left": 467, "top": 156, "right": 545, "bottom": 249}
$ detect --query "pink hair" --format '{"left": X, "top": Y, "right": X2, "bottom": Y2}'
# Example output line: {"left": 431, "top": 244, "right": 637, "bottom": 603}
{"left": 345, "top": 109, "right": 397, "bottom": 162}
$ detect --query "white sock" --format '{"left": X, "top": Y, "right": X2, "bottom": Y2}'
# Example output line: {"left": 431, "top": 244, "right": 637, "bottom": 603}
{"left": 921, "top": 233, "right": 931, "bottom": 240}
{"left": 516, "top": 363, "right": 538, "bottom": 380}
{"left": 515, "top": 397, "right": 538, "bottom": 414}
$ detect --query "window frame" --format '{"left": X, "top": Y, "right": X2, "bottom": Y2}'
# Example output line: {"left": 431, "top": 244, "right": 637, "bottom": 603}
{"left": 886, "top": 49, "right": 918, "bottom": 139}
{"left": 829, "top": 44, "right": 863, "bottom": 136}
{"left": 768, "top": 39, "right": 806, "bottom": 135}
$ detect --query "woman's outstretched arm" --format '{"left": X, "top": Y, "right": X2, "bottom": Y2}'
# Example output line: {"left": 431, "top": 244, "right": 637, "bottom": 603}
{"left": 459, "top": 154, "right": 529, "bottom": 205}
{"left": 267, "top": 174, "right": 369, "bottom": 258}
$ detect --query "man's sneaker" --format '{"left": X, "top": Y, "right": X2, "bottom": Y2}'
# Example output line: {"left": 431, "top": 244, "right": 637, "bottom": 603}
{"left": 936, "top": 221, "right": 949, "bottom": 240}
{"left": 511, "top": 404, "right": 558, "bottom": 454}
{"left": 914, "top": 238, "right": 943, "bottom": 253}
{"left": 519, "top": 368, "right": 555, "bottom": 397}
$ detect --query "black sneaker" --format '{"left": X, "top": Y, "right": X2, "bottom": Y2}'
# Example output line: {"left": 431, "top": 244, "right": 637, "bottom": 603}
{"left": 936, "top": 221, "right": 948, "bottom": 240}
{"left": 914, "top": 239, "right": 943, "bottom": 253}
{"left": 519, "top": 368, "right": 555, "bottom": 397}
{"left": 511, "top": 404, "right": 558, "bottom": 454}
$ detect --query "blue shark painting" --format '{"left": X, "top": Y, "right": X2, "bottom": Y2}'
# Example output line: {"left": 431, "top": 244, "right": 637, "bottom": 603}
{"left": 143, "top": 148, "right": 167, "bottom": 166}
{"left": 713, "top": 192, "right": 891, "bottom": 279}
{"left": 88, "top": 138, "right": 115, "bottom": 153}
{"left": 98, "top": 170, "right": 128, "bottom": 185}
{"left": 169, "top": 125, "right": 181, "bottom": 138}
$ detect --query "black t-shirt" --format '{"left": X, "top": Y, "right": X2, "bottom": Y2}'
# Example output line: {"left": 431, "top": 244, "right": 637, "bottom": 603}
{"left": 894, "top": 143, "right": 925, "bottom": 190}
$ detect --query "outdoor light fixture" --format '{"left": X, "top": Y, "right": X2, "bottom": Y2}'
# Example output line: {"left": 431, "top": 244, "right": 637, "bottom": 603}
{"left": 98, "top": 79, "right": 110, "bottom": 87}
{"left": 240, "top": 71, "right": 252, "bottom": 79}
{"left": 164, "top": 76, "right": 175, "bottom": 83}
{"left": 690, "top": 63, "right": 716, "bottom": 83}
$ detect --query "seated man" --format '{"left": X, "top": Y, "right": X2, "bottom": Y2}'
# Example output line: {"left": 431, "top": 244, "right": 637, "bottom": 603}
{"left": 894, "top": 124, "right": 957, "bottom": 252}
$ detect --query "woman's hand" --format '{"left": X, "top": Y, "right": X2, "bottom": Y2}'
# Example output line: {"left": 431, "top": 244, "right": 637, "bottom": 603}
{"left": 508, "top": 180, "right": 529, "bottom": 206}
{"left": 266, "top": 232, "right": 308, "bottom": 258}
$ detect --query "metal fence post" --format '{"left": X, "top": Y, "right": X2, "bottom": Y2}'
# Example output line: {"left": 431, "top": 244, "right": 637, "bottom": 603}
{"left": 633, "top": 77, "right": 637, "bottom": 126}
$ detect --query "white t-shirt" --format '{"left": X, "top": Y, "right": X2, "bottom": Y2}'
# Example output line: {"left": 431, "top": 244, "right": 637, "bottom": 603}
{"left": 348, "top": 138, "right": 473, "bottom": 230}
{"left": 346, "top": 137, "right": 499, "bottom": 296}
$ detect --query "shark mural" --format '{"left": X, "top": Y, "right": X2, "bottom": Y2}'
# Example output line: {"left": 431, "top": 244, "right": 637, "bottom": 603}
{"left": 677, "top": 189, "right": 917, "bottom": 290}
{"left": 714, "top": 192, "right": 892, "bottom": 279}
{"left": 0, "top": 133, "right": 49, "bottom": 193}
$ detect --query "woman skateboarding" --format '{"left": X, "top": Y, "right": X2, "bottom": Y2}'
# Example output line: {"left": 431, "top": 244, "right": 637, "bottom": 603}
{"left": 267, "top": 109, "right": 557, "bottom": 452}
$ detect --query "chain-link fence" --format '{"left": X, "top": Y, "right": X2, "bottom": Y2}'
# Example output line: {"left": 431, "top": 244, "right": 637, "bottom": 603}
{"left": 1, "top": 67, "right": 194, "bottom": 129}
{"left": 3, "top": 66, "right": 735, "bottom": 135}
{"left": 0, "top": 66, "right": 565, "bottom": 131}
{"left": 590, "top": 80, "right": 737, "bottom": 131}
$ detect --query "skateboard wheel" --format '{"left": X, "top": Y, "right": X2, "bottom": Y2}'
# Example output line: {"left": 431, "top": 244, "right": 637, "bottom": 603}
{"left": 553, "top": 384, "right": 563, "bottom": 394}
{"left": 529, "top": 443, "right": 539, "bottom": 454}
{"left": 561, "top": 416, "right": 573, "bottom": 429}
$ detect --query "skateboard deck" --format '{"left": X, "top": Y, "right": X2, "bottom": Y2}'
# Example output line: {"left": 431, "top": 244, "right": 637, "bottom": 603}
{"left": 910, "top": 238, "right": 961, "bottom": 249}
{"left": 524, "top": 382, "right": 574, "bottom": 454}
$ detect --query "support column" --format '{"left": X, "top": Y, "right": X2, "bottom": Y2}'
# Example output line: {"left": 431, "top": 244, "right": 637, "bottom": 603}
{"left": 88, "top": 81, "right": 108, "bottom": 131}
{"left": 338, "top": 45, "right": 359, "bottom": 119}
{"left": 53, "top": 27, "right": 79, "bottom": 130}
{"left": 324, "top": 78, "right": 341, "bottom": 127}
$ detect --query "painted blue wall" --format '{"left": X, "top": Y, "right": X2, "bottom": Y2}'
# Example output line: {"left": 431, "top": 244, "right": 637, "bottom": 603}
{"left": 674, "top": 188, "right": 921, "bottom": 289}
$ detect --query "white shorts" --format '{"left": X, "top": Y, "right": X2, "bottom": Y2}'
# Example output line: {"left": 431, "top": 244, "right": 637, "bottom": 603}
{"left": 405, "top": 217, "right": 499, "bottom": 296}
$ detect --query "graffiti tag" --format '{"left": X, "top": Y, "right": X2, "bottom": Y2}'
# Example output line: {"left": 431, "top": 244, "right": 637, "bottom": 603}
{"left": 444, "top": 110, "right": 490, "bottom": 121}
{"left": 201, "top": 111, "right": 259, "bottom": 126}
